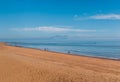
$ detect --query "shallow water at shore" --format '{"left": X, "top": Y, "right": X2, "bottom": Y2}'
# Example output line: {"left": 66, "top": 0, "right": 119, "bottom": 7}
{"left": 1, "top": 39, "right": 120, "bottom": 59}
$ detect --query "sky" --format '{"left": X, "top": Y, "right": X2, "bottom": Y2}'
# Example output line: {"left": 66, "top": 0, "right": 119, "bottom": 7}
{"left": 0, "top": 0, "right": 120, "bottom": 40}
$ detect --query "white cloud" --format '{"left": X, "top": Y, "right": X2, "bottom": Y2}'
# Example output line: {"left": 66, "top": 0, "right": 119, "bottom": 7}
{"left": 90, "top": 14, "right": 120, "bottom": 20}
{"left": 74, "top": 14, "right": 120, "bottom": 20}
{"left": 12, "top": 26, "right": 96, "bottom": 32}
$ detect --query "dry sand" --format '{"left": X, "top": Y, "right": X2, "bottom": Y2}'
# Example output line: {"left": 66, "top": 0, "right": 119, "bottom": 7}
{"left": 0, "top": 42, "right": 120, "bottom": 82}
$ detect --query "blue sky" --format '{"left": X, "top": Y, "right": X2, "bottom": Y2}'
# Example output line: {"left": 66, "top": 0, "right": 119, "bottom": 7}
{"left": 0, "top": 0, "right": 120, "bottom": 40}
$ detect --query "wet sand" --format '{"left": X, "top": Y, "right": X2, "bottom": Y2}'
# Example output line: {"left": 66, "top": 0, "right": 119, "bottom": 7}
{"left": 0, "top": 42, "right": 120, "bottom": 82}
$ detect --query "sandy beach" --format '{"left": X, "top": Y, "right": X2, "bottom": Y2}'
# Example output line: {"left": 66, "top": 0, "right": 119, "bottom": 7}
{"left": 0, "top": 42, "right": 120, "bottom": 82}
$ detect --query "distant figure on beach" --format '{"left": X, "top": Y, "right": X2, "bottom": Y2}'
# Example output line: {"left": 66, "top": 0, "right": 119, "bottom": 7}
{"left": 44, "top": 48, "right": 49, "bottom": 51}
{"left": 68, "top": 50, "right": 70, "bottom": 54}
{"left": 44, "top": 48, "right": 47, "bottom": 51}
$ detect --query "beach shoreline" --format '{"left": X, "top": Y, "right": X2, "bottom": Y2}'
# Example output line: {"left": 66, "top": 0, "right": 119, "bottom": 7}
{"left": 1, "top": 42, "right": 120, "bottom": 82}
{"left": 6, "top": 42, "right": 120, "bottom": 61}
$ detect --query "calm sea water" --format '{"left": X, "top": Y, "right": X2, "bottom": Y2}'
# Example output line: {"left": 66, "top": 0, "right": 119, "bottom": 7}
{"left": 1, "top": 39, "right": 120, "bottom": 59}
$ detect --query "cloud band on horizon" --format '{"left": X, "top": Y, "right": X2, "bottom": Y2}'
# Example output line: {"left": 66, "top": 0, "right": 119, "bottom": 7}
{"left": 12, "top": 26, "right": 96, "bottom": 33}
{"left": 74, "top": 14, "right": 120, "bottom": 20}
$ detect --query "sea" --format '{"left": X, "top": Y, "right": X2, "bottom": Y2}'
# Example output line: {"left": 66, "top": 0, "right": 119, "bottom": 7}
{"left": 1, "top": 39, "right": 120, "bottom": 59}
